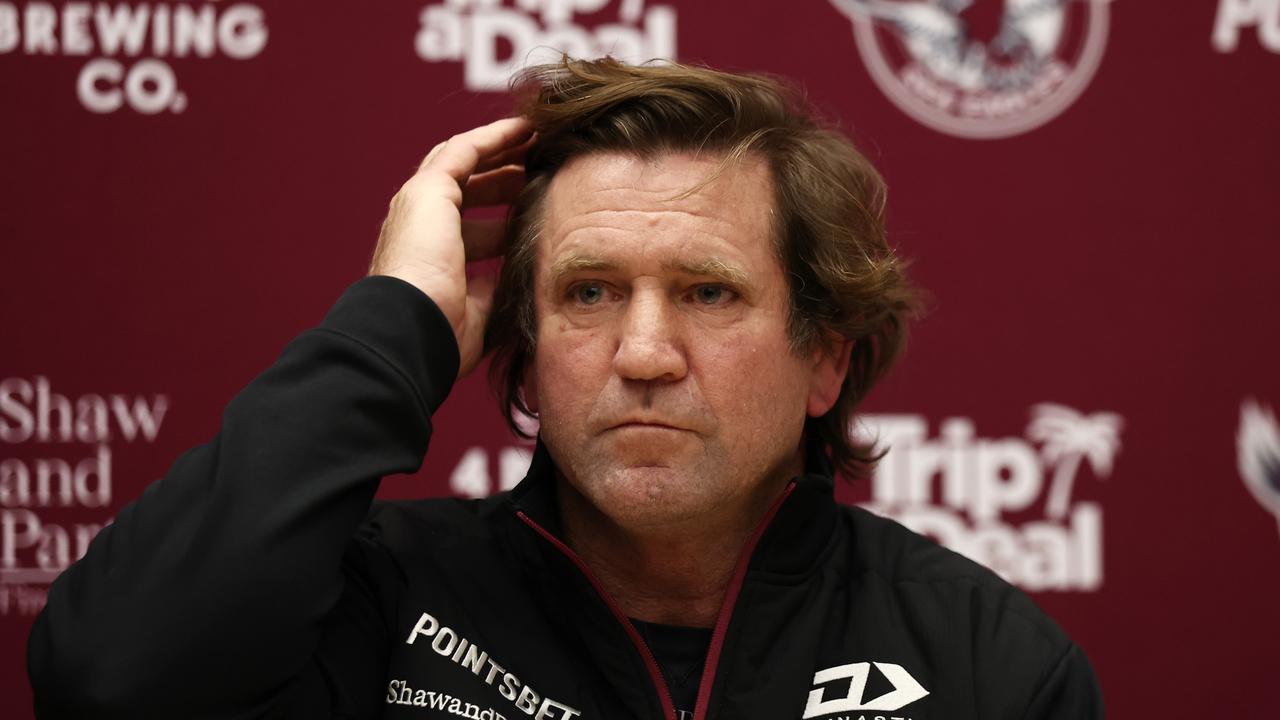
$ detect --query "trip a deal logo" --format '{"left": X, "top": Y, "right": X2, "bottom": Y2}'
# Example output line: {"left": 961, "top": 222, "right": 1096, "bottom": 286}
{"left": 859, "top": 404, "right": 1123, "bottom": 592}
{"left": 416, "top": 0, "right": 677, "bottom": 92}
{"left": 828, "top": 0, "right": 1114, "bottom": 139}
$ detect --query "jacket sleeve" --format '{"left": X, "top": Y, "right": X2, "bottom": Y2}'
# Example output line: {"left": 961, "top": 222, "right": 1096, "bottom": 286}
{"left": 27, "top": 275, "right": 460, "bottom": 719}
{"left": 965, "top": 577, "right": 1104, "bottom": 720}
{"left": 1018, "top": 643, "right": 1104, "bottom": 720}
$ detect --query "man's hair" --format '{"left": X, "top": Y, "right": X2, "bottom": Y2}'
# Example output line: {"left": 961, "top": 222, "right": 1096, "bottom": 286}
{"left": 484, "top": 57, "right": 920, "bottom": 480}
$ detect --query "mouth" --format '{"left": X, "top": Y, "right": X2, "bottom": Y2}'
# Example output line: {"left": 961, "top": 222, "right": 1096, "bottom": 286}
{"left": 609, "top": 421, "right": 689, "bottom": 432}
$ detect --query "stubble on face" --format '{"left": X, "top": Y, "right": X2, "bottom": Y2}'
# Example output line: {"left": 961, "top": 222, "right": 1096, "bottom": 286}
{"left": 529, "top": 150, "right": 814, "bottom": 534}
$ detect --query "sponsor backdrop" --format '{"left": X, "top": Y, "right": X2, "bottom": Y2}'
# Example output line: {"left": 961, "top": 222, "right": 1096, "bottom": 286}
{"left": 1, "top": 1, "right": 1277, "bottom": 717}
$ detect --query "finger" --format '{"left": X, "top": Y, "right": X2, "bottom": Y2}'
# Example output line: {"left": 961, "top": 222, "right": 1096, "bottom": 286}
{"left": 460, "top": 117, "right": 533, "bottom": 162}
{"left": 462, "top": 166, "right": 526, "bottom": 209}
{"left": 474, "top": 133, "right": 537, "bottom": 174}
{"left": 416, "top": 141, "right": 448, "bottom": 172}
{"left": 461, "top": 218, "right": 508, "bottom": 262}
{"left": 458, "top": 273, "right": 499, "bottom": 379}
{"left": 419, "top": 117, "right": 534, "bottom": 183}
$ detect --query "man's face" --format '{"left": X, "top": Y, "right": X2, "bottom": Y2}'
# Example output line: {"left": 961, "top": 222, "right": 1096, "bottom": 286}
{"left": 525, "top": 151, "right": 846, "bottom": 530}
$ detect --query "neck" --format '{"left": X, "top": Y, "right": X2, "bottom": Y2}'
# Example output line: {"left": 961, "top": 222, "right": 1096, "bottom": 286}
{"left": 555, "top": 467, "right": 797, "bottom": 629}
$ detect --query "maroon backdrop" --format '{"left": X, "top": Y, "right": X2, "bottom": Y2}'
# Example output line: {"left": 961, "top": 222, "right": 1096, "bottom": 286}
{"left": 3, "top": 1, "right": 1279, "bottom": 717}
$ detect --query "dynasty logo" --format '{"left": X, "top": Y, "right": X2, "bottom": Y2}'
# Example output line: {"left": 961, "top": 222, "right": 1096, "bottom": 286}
{"left": 828, "top": 0, "right": 1115, "bottom": 139}
{"left": 803, "top": 661, "right": 929, "bottom": 718}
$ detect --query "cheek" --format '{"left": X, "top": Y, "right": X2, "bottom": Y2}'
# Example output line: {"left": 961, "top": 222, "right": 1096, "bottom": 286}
{"left": 533, "top": 320, "right": 611, "bottom": 409}
{"left": 697, "top": 329, "right": 810, "bottom": 438}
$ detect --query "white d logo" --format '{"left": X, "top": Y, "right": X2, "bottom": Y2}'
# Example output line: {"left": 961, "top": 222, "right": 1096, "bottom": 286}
{"left": 803, "top": 661, "right": 930, "bottom": 718}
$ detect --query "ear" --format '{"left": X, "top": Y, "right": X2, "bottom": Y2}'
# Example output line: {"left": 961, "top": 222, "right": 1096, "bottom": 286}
{"left": 521, "top": 362, "right": 540, "bottom": 414}
{"left": 806, "top": 334, "right": 853, "bottom": 417}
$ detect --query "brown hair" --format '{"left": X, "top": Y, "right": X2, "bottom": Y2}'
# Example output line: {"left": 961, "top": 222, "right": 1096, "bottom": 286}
{"left": 484, "top": 57, "right": 921, "bottom": 480}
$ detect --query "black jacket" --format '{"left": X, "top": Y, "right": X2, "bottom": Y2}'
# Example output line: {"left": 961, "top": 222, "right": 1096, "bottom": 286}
{"left": 28, "top": 276, "right": 1103, "bottom": 720}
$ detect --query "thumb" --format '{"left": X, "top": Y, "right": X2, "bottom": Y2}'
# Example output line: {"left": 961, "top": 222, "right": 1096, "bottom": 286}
{"left": 458, "top": 273, "right": 498, "bottom": 379}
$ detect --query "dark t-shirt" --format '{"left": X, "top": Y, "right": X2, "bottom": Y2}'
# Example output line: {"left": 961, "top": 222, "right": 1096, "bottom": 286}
{"left": 631, "top": 618, "right": 713, "bottom": 720}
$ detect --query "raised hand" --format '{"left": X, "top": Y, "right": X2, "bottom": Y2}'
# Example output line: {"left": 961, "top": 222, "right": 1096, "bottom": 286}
{"left": 370, "top": 117, "right": 534, "bottom": 378}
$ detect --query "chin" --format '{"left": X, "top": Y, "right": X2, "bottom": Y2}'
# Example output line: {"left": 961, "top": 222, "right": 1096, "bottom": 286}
{"left": 594, "top": 466, "right": 711, "bottom": 526}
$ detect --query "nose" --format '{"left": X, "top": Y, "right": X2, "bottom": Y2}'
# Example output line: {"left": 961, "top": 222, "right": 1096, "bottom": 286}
{"left": 612, "top": 290, "right": 688, "bottom": 383}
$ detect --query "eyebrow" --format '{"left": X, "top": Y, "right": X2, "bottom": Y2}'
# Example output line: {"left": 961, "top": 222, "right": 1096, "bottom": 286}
{"left": 546, "top": 254, "right": 750, "bottom": 287}
{"left": 670, "top": 257, "right": 749, "bottom": 285}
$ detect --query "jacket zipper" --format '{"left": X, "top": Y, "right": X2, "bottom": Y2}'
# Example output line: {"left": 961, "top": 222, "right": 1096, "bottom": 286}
{"left": 517, "top": 481, "right": 796, "bottom": 720}
{"left": 517, "top": 511, "right": 679, "bottom": 720}
{"left": 692, "top": 482, "right": 795, "bottom": 720}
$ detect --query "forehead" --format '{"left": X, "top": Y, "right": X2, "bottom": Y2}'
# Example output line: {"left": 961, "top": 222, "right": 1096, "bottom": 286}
{"left": 537, "top": 151, "right": 777, "bottom": 273}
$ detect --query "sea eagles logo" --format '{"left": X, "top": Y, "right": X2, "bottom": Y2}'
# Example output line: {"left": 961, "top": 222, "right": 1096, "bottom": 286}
{"left": 1238, "top": 398, "right": 1280, "bottom": 534}
{"left": 828, "top": 0, "right": 1115, "bottom": 139}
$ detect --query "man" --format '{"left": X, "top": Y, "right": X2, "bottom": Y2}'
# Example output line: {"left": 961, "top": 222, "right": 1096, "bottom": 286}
{"left": 28, "top": 58, "right": 1102, "bottom": 719}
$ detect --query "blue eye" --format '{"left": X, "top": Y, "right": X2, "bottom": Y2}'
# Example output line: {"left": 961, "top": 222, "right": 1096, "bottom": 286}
{"left": 573, "top": 283, "right": 605, "bottom": 305}
{"left": 693, "top": 285, "right": 727, "bottom": 305}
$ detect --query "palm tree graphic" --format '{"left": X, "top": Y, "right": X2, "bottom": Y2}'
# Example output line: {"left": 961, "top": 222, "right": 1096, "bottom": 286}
{"left": 1026, "top": 403, "right": 1123, "bottom": 520}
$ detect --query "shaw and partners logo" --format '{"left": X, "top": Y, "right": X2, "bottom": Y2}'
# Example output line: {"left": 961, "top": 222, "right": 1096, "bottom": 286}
{"left": 859, "top": 403, "right": 1123, "bottom": 591}
{"left": 0, "top": 377, "right": 170, "bottom": 617}
{"left": 828, "top": 0, "right": 1114, "bottom": 139}
{"left": 416, "top": 0, "right": 677, "bottom": 92}
{"left": 1238, "top": 398, "right": 1280, "bottom": 534}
